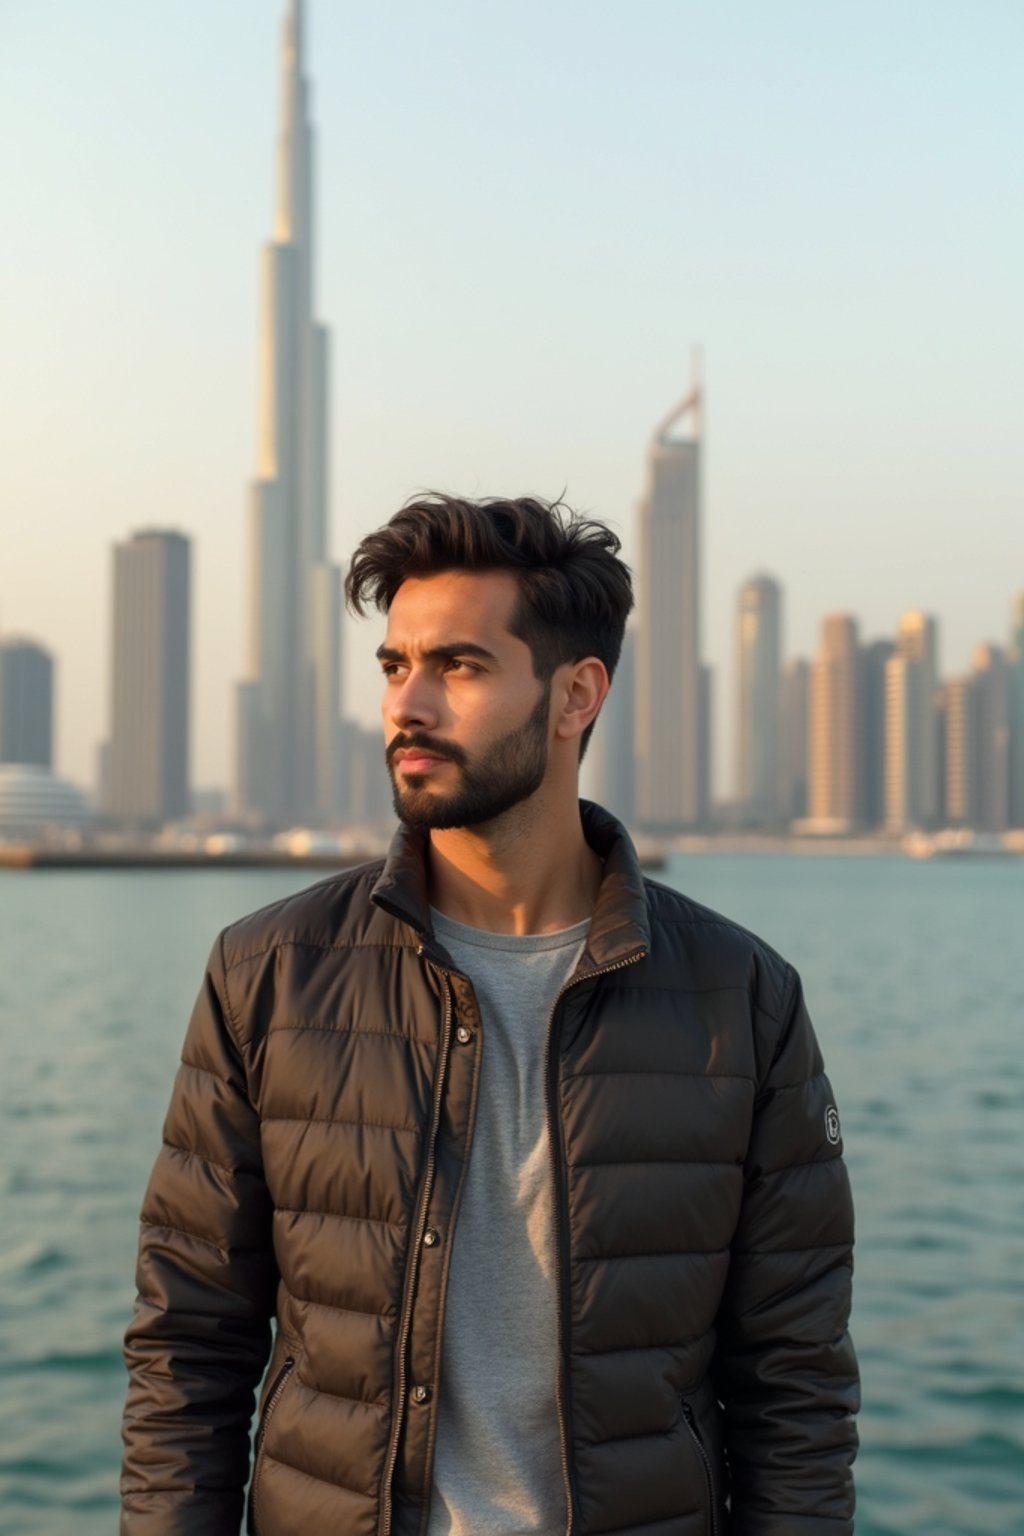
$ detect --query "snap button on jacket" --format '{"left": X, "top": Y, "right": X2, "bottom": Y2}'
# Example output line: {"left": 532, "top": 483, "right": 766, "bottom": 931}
{"left": 120, "top": 801, "right": 859, "bottom": 1536}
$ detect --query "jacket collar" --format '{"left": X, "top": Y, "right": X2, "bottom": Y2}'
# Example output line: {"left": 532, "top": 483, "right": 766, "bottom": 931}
{"left": 370, "top": 799, "right": 651, "bottom": 973}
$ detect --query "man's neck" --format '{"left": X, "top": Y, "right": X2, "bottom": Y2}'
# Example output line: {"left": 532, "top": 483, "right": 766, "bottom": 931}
{"left": 426, "top": 795, "right": 602, "bottom": 936}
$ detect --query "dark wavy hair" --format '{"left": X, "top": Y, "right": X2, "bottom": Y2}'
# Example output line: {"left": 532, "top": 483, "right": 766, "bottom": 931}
{"left": 345, "top": 493, "right": 634, "bottom": 756}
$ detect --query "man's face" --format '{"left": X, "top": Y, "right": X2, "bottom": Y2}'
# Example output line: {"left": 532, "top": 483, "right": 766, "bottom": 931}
{"left": 378, "top": 570, "right": 552, "bottom": 832}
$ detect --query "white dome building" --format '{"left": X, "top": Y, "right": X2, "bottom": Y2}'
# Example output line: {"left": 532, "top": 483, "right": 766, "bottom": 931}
{"left": 0, "top": 764, "right": 92, "bottom": 837}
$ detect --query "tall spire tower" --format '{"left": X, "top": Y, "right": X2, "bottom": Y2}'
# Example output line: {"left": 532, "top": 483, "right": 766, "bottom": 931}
{"left": 236, "top": 0, "right": 341, "bottom": 824}
{"left": 633, "top": 351, "right": 709, "bottom": 828}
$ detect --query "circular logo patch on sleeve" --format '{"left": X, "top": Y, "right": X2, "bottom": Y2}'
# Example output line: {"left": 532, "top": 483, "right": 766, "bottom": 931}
{"left": 825, "top": 1105, "right": 841, "bottom": 1145}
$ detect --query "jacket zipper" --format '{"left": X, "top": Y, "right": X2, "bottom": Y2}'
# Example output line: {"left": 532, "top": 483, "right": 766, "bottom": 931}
{"left": 379, "top": 962, "right": 455, "bottom": 1536}
{"left": 681, "top": 1402, "right": 718, "bottom": 1536}
{"left": 544, "top": 947, "right": 647, "bottom": 1536}
{"left": 250, "top": 1354, "right": 295, "bottom": 1534}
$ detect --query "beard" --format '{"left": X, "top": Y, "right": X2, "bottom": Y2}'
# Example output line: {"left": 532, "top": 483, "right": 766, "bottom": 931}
{"left": 386, "top": 683, "right": 551, "bottom": 832}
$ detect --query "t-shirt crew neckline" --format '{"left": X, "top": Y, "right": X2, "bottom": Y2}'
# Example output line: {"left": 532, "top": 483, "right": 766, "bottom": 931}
{"left": 429, "top": 906, "right": 592, "bottom": 954}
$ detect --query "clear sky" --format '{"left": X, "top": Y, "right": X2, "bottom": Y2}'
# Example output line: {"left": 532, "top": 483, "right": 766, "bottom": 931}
{"left": 2, "top": 0, "right": 1021, "bottom": 799}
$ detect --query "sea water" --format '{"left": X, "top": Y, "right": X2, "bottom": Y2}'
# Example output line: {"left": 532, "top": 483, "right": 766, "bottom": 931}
{"left": 1, "top": 853, "right": 1022, "bottom": 1534}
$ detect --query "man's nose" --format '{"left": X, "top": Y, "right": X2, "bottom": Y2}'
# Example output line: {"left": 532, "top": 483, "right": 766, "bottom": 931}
{"left": 387, "top": 670, "right": 440, "bottom": 732}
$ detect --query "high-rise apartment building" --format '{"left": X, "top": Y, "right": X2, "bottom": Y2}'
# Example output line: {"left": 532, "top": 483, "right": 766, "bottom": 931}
{"left": 699, "top": 663, "right": 713, "bottom": 822}
{"left": 934, "top": 685, "right": 947, "bottom": 820}
{"left": 943, "top": 676, "right": 976, "bottom": 826}
{"left": 235, "top": 1, "right": 343, "bottom": 825}
{"left": 972, "top": 643, "right": 1010, "bottom": 832}
{"left": 808, "top": 615, "right": 862, "bottom": 830}
{"left": 338, "top": 719, "right": 395, "bottom": 828}
{"left": 104, "top": 530, "right": 191, "bottom": 824}
{"left": 0, "top": 638, "right": 54, "bottom": 768}
{"left": 884, "top": 651, "right": 925, "bottom": 833}
{"left": 634, "top": 365, "right": 707, "bottom": 828}
{"left": 588, "top": 630, "right": 635, "bottom": 825}
{"left": 861, "top": 638, "right": 893, "bottom": 828}
{"left": 779, "top": 657, "right": 810, "bottom": 821}
{"left": 735, "top": 575, "right": 782, "bottom": 822}
{"left": 891, "top": 611, "right": 940, "bottom": 826}
{"left": 1008, "top": 592, "right": 1024, "bottom": 828}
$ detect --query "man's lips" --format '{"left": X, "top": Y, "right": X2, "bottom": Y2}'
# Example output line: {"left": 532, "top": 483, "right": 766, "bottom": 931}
{"left": 394, "top": 749, "right": 449, "bottom": 771}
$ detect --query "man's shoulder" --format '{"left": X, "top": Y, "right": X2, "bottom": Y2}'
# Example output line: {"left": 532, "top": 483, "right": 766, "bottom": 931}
{"left": 217, "top": 856, "right": 396, "bottom": 972}
{"left": 639, "top": 876, "right": 796, "bottom": 1022}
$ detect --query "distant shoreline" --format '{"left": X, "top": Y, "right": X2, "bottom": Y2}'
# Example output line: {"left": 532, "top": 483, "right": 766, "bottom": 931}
{"left": 0, "top": 845, "right": 377, "bottom": 871}
{"left": 1, "top": 832, "right": 1020, "bottom": 869}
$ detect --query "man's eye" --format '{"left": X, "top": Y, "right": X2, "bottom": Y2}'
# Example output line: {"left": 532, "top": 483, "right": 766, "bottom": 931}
{"left": 446, "top": 658, "right": 477, "bottom": 673}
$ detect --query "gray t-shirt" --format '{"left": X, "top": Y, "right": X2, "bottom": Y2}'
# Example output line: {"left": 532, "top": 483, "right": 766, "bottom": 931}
{"left": 426, "top": 908, "right": 591, "bottom": 1536}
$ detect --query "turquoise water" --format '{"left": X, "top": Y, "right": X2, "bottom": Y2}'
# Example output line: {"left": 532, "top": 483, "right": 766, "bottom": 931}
{"left": 1, "top": 854, "right": 1022, "bottom": 1533}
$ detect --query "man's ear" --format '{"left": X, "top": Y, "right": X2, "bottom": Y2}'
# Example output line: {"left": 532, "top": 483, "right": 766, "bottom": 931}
{"left": 553, "top": 657, "right": 609, "bottom": 746}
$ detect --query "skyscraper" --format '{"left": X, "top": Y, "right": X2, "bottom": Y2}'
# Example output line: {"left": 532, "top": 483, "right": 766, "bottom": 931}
{"left": 0, "top": 638, "right": 54, "bottom": 768}
{"left": 634, "top": 362, "right": 706, "bottom": 828}
{"left": 699, "top": 663, "right": 713, "bottom": 823}
{"left": 235, "top": 0, "right": 342, "bottom": 826}
{"left": 1008, "top": 591, "right": 1024, "bottom": 828}
{"left": 861, "top": 638, "right": 894, "bottom": 828}
{"left": 890, "top": 610, "right": 940, "bottom": 826}
{"left": 104, "top": 530, "right": 191, "bottom": 824}
{"left": 735, "top": 574, "right": 782, "bottom": 822}
{"left": 808, "top": 615, "right": 862, "bottom": 830}
{"left": 779, "top": 657, "right": 810, "bottom": 821}
{"left": 972, "top": 643, "right": 1010, "bottom": 832}
{"left": 884, "top": 650, "right": 925, "bottom": 833}
{"left": 587, "top": 629, "right": 635, "bottom": 825}
{"left": 943, "top": 675, "right": 976, "bottom": 827}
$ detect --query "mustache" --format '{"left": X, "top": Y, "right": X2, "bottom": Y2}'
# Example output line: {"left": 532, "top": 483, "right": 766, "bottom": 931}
{"left": 386, "top": 733, "right": 468, "bottom": 769}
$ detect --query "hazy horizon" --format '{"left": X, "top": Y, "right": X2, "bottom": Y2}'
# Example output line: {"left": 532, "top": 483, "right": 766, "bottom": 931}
{"left": 2, "top": 0, "right": 1021, "bottom": 799}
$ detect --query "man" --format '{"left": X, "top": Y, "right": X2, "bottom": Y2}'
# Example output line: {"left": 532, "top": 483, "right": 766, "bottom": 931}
{"left": 121, "top": 494, "right": 858, "bottom": 1536}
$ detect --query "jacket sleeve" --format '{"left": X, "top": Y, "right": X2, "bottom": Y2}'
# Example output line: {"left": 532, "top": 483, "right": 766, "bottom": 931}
{"left": 715, "top": 962, "right": 860, "bottom": 1536}
{"left": 120, "top": 931, "right": 278, "bottom": 1536}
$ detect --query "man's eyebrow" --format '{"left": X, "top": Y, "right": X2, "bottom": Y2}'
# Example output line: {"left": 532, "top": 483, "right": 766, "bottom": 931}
{"left": 375, "top": 641, "right": 499, "bottom": 664}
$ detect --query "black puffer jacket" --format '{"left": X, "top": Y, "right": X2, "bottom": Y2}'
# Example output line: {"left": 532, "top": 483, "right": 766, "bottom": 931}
{"left": 121, "top": 802, "right": 858, "bottom": 1536}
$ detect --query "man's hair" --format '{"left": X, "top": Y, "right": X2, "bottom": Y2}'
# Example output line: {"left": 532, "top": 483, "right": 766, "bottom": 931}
{"left": 345, "top": 492, "right": 634, "bottom": 758}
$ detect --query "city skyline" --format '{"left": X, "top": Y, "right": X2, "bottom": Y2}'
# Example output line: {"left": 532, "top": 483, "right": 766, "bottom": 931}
{"left": 1, "top": 1, "right": 1021, "bottom": 795}
{"left": 5, "top": 515, "right": 1024, "bottom": 831}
